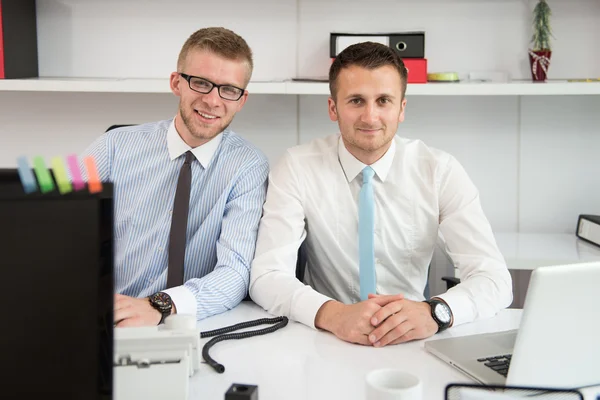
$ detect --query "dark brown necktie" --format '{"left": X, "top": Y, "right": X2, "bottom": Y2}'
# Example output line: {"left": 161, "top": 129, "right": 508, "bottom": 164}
{"left": 167, "top": 151, "right": 194, "bottom": 288}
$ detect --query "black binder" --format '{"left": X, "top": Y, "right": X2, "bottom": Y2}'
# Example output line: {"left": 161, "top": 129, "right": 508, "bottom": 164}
{"left": 330, "top": 32, "right": 425, "bottom": 59}
{"left": 0, "top": 0, "right": 39, "bottom": 78}
{"left": 576, "top": 214, "right": 600, "bottom": 248}
{"left": 0, "top": 169, "right": 113, "bottom": 399}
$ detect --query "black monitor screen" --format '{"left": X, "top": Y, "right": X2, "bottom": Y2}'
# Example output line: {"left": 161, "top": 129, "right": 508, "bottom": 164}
{"left": 0, "top": 169, "right": 113, "bottom": 399}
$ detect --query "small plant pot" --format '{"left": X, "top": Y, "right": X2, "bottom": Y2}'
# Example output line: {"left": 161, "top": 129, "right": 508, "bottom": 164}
{"left": 528, "top": 50, "right": 552, "bottom": 82}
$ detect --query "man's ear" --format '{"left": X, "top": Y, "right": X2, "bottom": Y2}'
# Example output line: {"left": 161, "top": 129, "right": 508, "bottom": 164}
{"left": 234, "top": 90, "right": 249, "bottom": 112}
{"left": 170, "top": 72, "right": 182, "bottom": 97}
{"left": 328, "top": 97, "right": 338, "bottom": 122}
{"left": 398, "top": 97, "right": 407, "bottom": 123}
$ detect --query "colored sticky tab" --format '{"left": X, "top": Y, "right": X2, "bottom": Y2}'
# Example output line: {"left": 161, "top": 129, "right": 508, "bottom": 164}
{"left": 84, "top": 156, "right": 103, "bottom": 194}
{"left": 66, "top": 154, "right": 85, "bottom": 191}
{"left": 32, "top": 156, "right": 55, "bottom": 193}
{"left": 51, "top": 157, "right": 73, "bottom": 194}
{"left": 16, "top": 156, "right": 38, "bottom": 194}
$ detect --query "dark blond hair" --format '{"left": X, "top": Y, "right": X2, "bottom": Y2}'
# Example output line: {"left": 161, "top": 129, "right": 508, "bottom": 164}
{"left": 177, "top": 27, "right": 253, "bottom": 85}
{"left": 329, "top": 42, "right": 408, "bottom": 100}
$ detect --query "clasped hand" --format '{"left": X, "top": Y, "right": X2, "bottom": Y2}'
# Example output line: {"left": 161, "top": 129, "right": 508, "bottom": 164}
{"left": 319, "top": 293, "right": 438, "bottom": 347}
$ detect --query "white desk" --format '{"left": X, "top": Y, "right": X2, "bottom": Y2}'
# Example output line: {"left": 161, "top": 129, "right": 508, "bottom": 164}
{"left": 190, "top": 302, "right": 521, "bottom": 400}
{"left": 494, "top": 233, "right": 600, "bottom": 270}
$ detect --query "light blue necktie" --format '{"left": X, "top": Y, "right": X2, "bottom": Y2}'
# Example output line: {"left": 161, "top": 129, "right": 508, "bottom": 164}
{"left": 359, "top": 166, "right": 376, "bottom": 301}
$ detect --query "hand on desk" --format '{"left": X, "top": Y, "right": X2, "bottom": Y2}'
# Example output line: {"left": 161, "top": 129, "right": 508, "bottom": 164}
{"left": 314, "top": 294, "right": 405, "bottom": 345}
{"left": 366, "top": 294, "right": 438, "bottom": 347}
{"left": 113, "top": 294, "right": 161, "bottom": 327}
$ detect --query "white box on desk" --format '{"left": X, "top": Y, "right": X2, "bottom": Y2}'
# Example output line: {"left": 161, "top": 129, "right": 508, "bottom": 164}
{"left": 113, "top": 315, "right": 200, "bottom": 400}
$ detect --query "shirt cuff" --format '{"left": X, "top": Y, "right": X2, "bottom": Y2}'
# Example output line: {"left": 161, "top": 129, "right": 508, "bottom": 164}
{"left": 162, "top": 285, "right": 197, "bottom": 319}
{"left": 292, "top": 288, "right": 333, "bottom": 330}
{"left": 434, "top": 291, "right": 474, "bottom": 328}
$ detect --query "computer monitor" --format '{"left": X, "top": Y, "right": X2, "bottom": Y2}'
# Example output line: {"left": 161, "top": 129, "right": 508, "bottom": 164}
{"left": 0, "top": 169, "right": 113, "bottom": 399}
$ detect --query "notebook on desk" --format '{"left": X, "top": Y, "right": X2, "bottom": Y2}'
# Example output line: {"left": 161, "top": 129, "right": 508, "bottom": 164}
{"left": 425, "top": 261, "right": 600, "bottom": 389}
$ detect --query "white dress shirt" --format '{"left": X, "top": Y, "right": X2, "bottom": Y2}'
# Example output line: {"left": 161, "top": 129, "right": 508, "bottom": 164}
{"left": 250, "top": 133, "right": 513, "bottom": 329}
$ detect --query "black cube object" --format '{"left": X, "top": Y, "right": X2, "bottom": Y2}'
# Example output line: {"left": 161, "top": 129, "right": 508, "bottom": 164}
{"left": 0, "top": 0, "right": 39, "bottom": 78}
{"left": 225, "top": 384, "right": 258, "bottom": 400}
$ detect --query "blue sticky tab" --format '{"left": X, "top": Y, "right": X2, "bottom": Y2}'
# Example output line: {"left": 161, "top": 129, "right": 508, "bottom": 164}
{"left": 16, "top": 156, "right": 38, "bottom": 194}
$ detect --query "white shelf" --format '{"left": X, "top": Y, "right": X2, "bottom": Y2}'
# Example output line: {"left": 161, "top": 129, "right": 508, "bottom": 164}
{"left": 285, "top": 80, "right": 600, "bottom": 96}
{"left": 0, "top": 77, "right": 287, "bottom": 94}
{"left": 1, "top": 77, "right": 600, "bottom": 96}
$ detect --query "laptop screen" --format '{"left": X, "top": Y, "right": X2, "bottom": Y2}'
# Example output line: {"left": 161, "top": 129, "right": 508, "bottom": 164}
{"left": 0, "top": 169, "right": 113, "bottom": 399}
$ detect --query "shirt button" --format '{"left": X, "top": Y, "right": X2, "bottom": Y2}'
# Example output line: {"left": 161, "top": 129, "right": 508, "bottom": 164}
{"left": 168, "top": 210, "right": 173, "bottom": 215}
{"left": 375, "top": 258, "right": 381, "bottom": 265}
{"left": 158, "top": 247, "right": 163, "bottom": 252}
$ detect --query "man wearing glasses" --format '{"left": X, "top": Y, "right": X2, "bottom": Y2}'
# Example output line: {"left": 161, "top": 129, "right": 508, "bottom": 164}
{"left": 81, "top": 27, "right": 269, "bottom": 327}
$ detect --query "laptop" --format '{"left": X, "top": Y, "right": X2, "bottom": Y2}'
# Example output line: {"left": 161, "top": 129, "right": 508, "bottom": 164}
{"left": 425, "top": 261, "right": 600, "bottom": 389}
{"left": 0, "top": 169, "right": 114, "bottom": 399}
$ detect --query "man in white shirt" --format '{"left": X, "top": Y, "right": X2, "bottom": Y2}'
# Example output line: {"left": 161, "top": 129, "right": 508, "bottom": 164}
{"left": 249, "top": 42, "right": 512, "bottom": 347}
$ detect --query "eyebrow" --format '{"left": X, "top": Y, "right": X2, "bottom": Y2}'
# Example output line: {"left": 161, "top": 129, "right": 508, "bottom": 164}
{"left": 344, "top": 93, "right": 397, "bottom": 100}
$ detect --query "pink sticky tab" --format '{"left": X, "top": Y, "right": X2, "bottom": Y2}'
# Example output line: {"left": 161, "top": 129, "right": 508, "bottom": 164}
{"left": 67, "top": 154, "right": 85, "bottom": 191}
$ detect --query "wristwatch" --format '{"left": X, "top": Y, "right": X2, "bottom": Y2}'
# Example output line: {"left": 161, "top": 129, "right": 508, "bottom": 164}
{"left": 425, "top": 298, "right": 453, "bottom": 333}
{"left": 148, "top": 292, "right": 173, "bottom": 325}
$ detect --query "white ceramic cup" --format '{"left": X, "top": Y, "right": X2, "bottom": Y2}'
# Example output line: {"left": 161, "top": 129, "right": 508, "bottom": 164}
{"left": 365, "top": 369, "right": 422, "bottom": 400}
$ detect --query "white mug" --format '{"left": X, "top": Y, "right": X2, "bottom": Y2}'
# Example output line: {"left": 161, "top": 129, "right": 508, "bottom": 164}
{"left": 365, "top": 369, "right": 422, "bottom": 400}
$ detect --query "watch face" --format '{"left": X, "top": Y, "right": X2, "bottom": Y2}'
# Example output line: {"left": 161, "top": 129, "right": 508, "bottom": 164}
{"left": 434, "top": 303, "right": 451, "bottom": 324}
{"left": 151, "top": 292, "right": 172, "bottom": 312}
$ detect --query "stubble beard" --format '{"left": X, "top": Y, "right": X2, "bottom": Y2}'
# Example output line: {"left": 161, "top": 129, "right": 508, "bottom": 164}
{"left": 179, "top": 104, "right": 232, "bottom": 142}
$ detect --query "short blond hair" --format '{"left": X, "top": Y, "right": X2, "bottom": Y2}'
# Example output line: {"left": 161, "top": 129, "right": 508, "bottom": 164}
{"left": 177, "top": 27, "right": 253, "bottom": 85}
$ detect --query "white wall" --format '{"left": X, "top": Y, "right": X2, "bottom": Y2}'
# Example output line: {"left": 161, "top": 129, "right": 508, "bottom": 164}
{"left": 1, "top": 0, "right": 599, "bottom": 235}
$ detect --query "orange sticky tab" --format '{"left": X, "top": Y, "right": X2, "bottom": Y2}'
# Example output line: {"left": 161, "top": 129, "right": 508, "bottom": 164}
{"left": 84, "top": 156, "right": 103, "bottom": 194}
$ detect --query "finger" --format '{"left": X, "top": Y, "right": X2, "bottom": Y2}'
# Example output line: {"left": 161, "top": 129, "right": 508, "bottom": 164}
{"left": 116, "top": 318, "right": 143, "bottom": 328}
{"left": 113, "top": 306, "right": 136, "bottom": 324}
{"left": 388, "top": 328, "right": 418, "bottom": 345}
{"left": 368, "top": 313, "right": 409, "bottom": 346}
{"left": 370, "top": 300, "right": 405, "bottom": 326}
{"left": 351, "top": 334, "right": 373, "bottom": 346}
{"left": 368, "top": 293, "right": 404, "bottom": 307}
{"left": 374, "top": 320, "right": 413, "bottom": 347}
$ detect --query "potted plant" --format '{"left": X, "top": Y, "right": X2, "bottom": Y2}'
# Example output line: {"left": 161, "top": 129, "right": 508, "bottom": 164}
{"left": 529, "top": 0, "right": 553, "bottom": 82}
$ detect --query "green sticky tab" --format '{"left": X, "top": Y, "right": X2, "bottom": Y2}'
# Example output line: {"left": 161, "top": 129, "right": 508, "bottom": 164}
{"left": 33, "top": 156, "right": 55, "bottom": 193}
{"left": 51, "top": 156, "right": 73, "bottom": 194}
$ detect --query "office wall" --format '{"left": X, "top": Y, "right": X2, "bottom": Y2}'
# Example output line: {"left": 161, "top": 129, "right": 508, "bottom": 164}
{"left": 1, "top": 0, "right": 599, "bottom": 235}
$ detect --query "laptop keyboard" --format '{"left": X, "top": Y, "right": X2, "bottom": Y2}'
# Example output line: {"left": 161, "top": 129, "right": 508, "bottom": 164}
{"left": 477, "top": 354, "right": 512, "bottom": 377}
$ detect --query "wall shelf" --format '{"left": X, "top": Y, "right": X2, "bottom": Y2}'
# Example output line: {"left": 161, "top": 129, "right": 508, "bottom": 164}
{"left": 1, "top": 77, "right": 599, "bottom": 96}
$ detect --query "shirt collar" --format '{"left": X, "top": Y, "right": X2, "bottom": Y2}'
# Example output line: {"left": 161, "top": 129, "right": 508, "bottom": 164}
{"left": 338, "top": 135, "right": 396, "bottom": 183}
{"left": 167, "top": 116, "right": 223, "bottom": 168}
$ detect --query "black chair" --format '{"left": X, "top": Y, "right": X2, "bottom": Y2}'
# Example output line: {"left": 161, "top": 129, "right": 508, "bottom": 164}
{"left": 106, "top": 124, "right": 135, "bottom": 132}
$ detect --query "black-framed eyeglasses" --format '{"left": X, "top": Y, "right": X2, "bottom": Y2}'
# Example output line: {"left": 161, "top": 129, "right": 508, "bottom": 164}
{"left": 179, "top": 73, "right": 245, "bottom": 101}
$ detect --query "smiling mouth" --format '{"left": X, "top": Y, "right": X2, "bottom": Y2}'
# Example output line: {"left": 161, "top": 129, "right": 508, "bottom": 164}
{"left": 357, "top": 128, "right": 382, "bottom": 134}
{"left": 196, "top": 110, "right": 219, "bottom": 120}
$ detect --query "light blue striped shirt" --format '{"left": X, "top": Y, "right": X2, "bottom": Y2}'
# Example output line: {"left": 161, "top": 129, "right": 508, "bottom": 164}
{"left": 82, "top": 118, "right": 269, "bottom": 321}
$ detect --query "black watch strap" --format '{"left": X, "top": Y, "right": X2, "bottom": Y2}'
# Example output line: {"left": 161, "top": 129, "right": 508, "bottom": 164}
{"left": 425, "top": 298, "right": 452, "bottom": 333}
{"left": 148, "top": 292, "right": 173, "bottom": 325}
